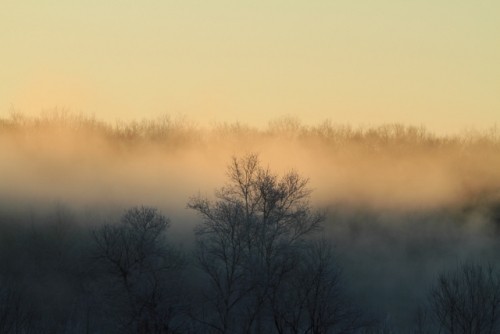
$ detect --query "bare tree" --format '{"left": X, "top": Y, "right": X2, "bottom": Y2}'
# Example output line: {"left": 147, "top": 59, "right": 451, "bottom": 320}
{"left": 92, "top": 206, "right": 185, "bottom": 334}
{"left": 271, "top": 240, "right": 365, "bottom": 334}
{"left": 188, "top": 154, "right": 325, "bottom": 333}
{"left": 429, "top": 263, "right": 500, "bottom": 334}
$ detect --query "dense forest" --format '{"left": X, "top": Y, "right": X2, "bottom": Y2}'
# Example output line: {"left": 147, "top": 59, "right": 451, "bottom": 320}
{"left": 1, "top": 112, "right": 500, "bottom": 333}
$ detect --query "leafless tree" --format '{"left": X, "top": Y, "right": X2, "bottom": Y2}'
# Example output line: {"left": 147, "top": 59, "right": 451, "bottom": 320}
{"left": 429, "top": 263, "right": 500, "bottom": 334}
{"left": 271, "top": 240, "right": 365, "bottom": 334}
{"left": 92, "top": 206, "right": 185, "bottom": 334}
{"left": 188, "top": 154, "right": 327, "bottom": 333}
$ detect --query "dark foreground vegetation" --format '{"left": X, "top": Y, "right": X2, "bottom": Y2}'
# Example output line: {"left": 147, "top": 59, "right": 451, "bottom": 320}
{"left": 1, "top": 112, "right": 500, "bottom": 333}
{"left": 1, "top": 155, "right": 499, "bottom": 333}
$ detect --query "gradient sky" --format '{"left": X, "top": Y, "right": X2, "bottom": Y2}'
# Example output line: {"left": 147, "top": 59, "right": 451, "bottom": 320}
{"left": 1, "top": 1, "right": 499, "bottom": 132}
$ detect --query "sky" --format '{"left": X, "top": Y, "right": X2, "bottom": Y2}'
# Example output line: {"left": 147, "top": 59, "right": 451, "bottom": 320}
{"left": 1, "top": 1, "right": 499, "bottom": 132}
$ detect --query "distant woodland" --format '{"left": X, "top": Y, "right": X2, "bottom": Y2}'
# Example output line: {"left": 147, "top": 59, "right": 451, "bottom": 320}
{"left": 1, "top": 112, "right": 500, "bottom": 333}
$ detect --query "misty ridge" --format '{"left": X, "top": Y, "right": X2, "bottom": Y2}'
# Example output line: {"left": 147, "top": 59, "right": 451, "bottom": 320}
{"left": 1, "top": 111, "right": 500, "bottom": 333}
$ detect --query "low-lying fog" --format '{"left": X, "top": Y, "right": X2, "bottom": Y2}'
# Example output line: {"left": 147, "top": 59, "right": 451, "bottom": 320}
{"left": 1, "top": 112, "right": 500, "bottom": 331}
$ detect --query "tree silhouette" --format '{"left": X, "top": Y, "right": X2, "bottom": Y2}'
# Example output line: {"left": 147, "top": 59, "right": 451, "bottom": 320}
{"left": 188, "top": 154, "right": 346, "bottom": 333}
{"left": 271, "top": 239, "right": 365, "bottom": 334}
{"left": 92, "top": 206, "right": 185, "bottom": 334}
{"left": 428, "top": 263, "right": 500, "bottom": 334}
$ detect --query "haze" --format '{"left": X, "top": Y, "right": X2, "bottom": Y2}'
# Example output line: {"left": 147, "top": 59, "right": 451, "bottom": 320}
{"left": 2, "top": 113, "right": 500, "bottom": 210}
{"left": 2, "top": 1, "right": 500, "bottom": 331}
{"left": 1, "top": 1, "right": 499, "bottom": 132}
{"left": 1, "top": 113, "right": 500, "bottom": 331}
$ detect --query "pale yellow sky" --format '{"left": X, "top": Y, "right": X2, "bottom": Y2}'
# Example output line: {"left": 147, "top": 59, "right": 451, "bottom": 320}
{"left": 1, "top": 1, "right": 499, "bottom": 132}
